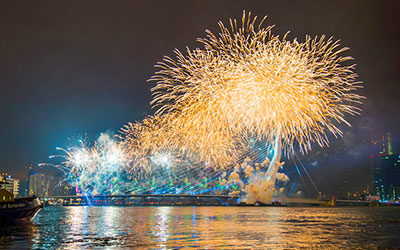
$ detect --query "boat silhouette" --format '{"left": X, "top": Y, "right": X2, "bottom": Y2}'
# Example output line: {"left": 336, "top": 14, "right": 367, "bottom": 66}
{"left": 0, "top": 177, "right": 42, "bottom": 223}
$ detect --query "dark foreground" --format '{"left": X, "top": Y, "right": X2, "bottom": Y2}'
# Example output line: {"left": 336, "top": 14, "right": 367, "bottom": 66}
{"left": 0, "top": 197, "right": 42, "bottom": 223}
{"left": 1, "top": 206, "right": 399, "bottom": 249}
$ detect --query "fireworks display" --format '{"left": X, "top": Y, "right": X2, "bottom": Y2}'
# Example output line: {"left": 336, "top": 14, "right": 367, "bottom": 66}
{"left": 41, "top": 133, "right": 131, "bottom": 195}
{"left": 44, "top": 11, "right": 363, "bottom": 203}
{"left": 150, "top": 11, "right": 363, "bottom": 161}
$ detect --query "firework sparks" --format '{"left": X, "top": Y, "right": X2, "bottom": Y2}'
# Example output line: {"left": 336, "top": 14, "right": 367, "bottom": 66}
{"left": 143, "top": 11, "right": 364, "bottom": 200}
{"left": 42, "top": 133, "right": 130, "bottom": 195}
{"left": 149, "top": 11, "right": 363, "bottom": 165}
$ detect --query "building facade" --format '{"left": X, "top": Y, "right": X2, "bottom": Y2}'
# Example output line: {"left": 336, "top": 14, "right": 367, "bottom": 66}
{"left": 372, "top": 154, "right": 400, "bottom": 201}
{"left": 29, "top": 172, "right": 51, "bottom": 197}
{"left": 0, "top": 173, "right": 20, "bottom": 197}
{"left": 28, "top": 172, "right": 74, "bottom": 197}
{"left": 371, "top": 133, "right": 400, "bottom": 201}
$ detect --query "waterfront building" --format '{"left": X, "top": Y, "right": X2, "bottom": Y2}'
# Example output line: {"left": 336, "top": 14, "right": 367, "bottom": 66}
{"left": 28, "top": 171, "right": 74, "bottom": 197}
{"left": 371, "top": 133, "right": 400, "bottom": 201}
{"left": 29, "top": 172, "right": 51, "bottom": 197}
{"left": 0, "top": 173, "right": 20, "bottom": 197}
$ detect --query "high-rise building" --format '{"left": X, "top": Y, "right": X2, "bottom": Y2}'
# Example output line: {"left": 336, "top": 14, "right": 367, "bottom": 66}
{"left": 372, "top": 154, "right": 400, "bottom": 201}
{"left": 371, "top": 132, "right": 400, "bottom": 201}
{"left": 29, "top": 172, "right": 51, "bottom": 197}
{"left": 0, "top": 173, "right": 20, "bottom": 197}
{"left": 28, "top": 172, "right": 71, "bottom": 197}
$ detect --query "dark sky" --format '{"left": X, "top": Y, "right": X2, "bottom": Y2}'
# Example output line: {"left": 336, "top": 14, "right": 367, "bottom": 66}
{"left": 0, "top": 1, "right": 399, "bottom": 196}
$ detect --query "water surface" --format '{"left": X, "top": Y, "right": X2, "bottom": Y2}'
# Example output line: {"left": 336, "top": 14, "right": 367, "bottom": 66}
{"left": 1, "top": 206, "right": 399, "bottom": 249}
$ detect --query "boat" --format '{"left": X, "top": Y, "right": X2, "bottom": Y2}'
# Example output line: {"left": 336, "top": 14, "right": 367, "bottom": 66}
{"left": 0, "top": 179, "right": 43, "bottom": 223}
{"left": 237, "top": 200, "right": 287, "bottom": 206}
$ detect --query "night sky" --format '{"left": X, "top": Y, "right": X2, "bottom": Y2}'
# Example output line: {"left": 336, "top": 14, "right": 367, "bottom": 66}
{"left": 0, "top": 1, "right": 399, "bottom": 196}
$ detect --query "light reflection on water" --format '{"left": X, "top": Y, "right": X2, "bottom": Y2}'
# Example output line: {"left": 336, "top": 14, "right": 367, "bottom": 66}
{"left": 0, "top": 206, "right": 399, "bottom": 249}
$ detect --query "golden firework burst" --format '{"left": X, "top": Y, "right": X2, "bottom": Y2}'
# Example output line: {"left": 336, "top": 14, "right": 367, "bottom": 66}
{"left": 148, "top": 11, "right": 363, "bottom": 167}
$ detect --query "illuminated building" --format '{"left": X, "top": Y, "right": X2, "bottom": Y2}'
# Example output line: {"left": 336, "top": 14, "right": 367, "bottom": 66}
{"left": 0, "top": 173, "right": 20, "bottom": 197}
{"left": 28, "top": 171, "right": 72, "bottom": 197}
{"left": 29, "top": 172, "right": 51, "bottom": 197}
{"left": 371, "top": 133, "right": 400, "bottom": 201}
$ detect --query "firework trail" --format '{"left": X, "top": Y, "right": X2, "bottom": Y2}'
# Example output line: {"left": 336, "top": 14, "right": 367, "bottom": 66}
{"left": 145, "top": 11, "right": 364, "bottom": 201}
{"left": 41, "top": 133, "right": 130, "bottom": 195}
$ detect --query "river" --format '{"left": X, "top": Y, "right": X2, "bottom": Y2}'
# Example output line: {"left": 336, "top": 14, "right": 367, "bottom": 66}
{"left": 1, "top": 206, "right": 399, "bottom": 249}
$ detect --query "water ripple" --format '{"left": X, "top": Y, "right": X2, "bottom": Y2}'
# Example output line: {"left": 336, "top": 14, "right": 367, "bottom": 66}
{"left": 0, "top": 206, "right": 399, "bottom": 249}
